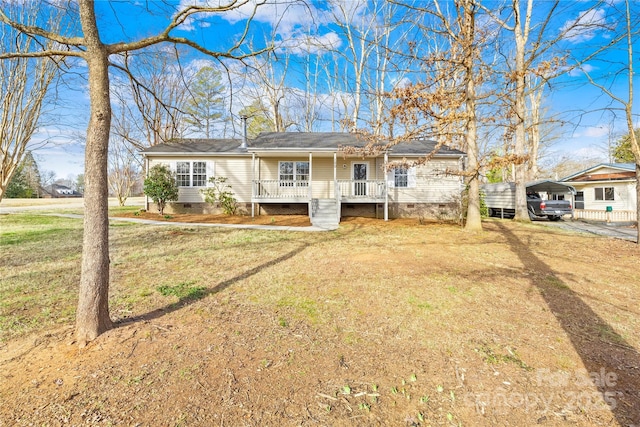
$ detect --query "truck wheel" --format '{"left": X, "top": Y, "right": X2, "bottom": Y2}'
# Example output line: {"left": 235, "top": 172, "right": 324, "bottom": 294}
{"left": 548, "top": 216, "right": 561, "bottom": 221}
{"left": 488, "top": 208, "right": 495, "bottom": 217}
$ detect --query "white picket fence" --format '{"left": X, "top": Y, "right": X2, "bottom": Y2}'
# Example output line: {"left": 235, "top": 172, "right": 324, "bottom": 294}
{"left": 574, "top": 209, "right": 637, "bottom": 222}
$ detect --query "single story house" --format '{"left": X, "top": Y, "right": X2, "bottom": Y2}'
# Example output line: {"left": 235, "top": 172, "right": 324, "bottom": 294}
{"left": 561, "top": 163, "right": 637, "bottom": 222}
{"left": 141, "top": 132, "right": 466, "bottom": 226}
{"left": 40, "top": 183, "right": 83, "bottom": 198}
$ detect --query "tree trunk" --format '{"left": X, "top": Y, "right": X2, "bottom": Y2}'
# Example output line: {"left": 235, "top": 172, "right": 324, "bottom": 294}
{"left": 462, "top": 1, "right": 482, "bottom": 232}
{"left": 75, "top": 0, "right": 113, "bottom": 346}
{"left": 513, "top": 0, "right": 531, "bottom": 222}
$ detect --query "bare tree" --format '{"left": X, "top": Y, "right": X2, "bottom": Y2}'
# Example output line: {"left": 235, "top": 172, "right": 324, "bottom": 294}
{"left": 111, "top": 46, "right": 192, "bottom": 151}
{"left": 108, "top": 137, "right": 140, "bottom": 206}
{"left": 389, "top": 0, "right": 485, "bottom": 231}
{"left": 243, "top": 49, "right": 294, "bottom": 133}
{"left": 1, "top": 0, "right": 268, "bottom": 346}
{"left": 0, "top": 2, "right": 62, "bottom": 200}
{"left": 481, "top": 0, "right": 604, "bottom": 220}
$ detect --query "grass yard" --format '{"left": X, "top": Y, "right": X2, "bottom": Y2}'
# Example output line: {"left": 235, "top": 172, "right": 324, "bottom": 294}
{"left": 0, "top": 211, "right": 639, "bottom": 426}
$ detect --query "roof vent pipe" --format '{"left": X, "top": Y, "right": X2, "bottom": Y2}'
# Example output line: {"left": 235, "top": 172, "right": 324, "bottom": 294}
{"left": 240, "top": 115, "right": 248, "bottom": 150}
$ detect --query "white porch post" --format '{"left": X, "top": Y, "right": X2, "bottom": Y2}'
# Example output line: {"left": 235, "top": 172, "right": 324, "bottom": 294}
{"left": 384, "top": 152, "right": 389, "bottom": 221}
{"left": 251, "top": 153, "right": 256, "bottom": 217}
{"left": 308, "top": 152, "right": 313, "bottom": 218}
{"left": 309, "top": 152, "right": 313, "bottom": 200}
{"left": 333, "top": 152, "right": 337, "bottom": 197}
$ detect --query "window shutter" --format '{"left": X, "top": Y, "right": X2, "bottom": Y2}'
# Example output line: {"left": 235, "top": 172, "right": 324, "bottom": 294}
{"left": 162, "top": 161, "right": 175, "bottom": 172}
{"left": 387, "top": 170, "right": 395, "bottom": 188}
{"left": 206, "top": 161, "right": 215, "bottom": 187}
{"left": 407, "top": 167, "right": 417, "bottom": 188}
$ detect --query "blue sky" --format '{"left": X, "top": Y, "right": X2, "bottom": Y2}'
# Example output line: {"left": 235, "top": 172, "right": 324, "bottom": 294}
{"left": 25, "top": 0, "right": 639, "bottom": 179}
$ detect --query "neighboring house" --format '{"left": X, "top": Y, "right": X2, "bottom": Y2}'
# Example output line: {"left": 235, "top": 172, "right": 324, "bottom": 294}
{"left": 41, "top": 183, "right": 83, "bottom": 198}
{"left": 141, "top": 132, "right": 466, "bottom": 226}
{"left": 561, "top": 163, "right": 637, "bottom": 222}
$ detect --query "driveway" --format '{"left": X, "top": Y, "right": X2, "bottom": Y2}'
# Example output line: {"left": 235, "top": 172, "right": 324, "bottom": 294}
{"left": 544, "top": 219, "right": 638, "bottom": 243}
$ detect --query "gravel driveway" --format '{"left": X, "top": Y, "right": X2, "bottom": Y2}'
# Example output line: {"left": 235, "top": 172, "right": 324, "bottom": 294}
{"left": 544, "top": 219, "right": 638, "bottom": 243}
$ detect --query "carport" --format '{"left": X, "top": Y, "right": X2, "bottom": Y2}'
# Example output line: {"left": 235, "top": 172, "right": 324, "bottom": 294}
{"left": 526, "top": 180, "right": 577, "bottom": 196}
{"left": 527, "top": 180, "right": 577, "bottom": 218}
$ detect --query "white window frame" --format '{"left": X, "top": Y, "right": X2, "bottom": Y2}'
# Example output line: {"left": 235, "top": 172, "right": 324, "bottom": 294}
{"left": 594, "top": 187, "right": 614, "bottom": 201}
{"left": 279, "top": 161, "right": 309, "bottom": 187}
{"left": 388, "top": 166, "right": 416, "bottom": 188}
{"left": 393, "top": 168, "right": 409, "bottom": 188}
{"left": 176, "top": 161, "right": 209, "bottom": 187}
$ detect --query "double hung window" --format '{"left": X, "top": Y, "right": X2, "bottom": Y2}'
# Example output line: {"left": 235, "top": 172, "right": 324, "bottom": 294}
{"left": 279, "top": 161, "right": 309, "bottom": 187}
{"left": 394, "top": 168, "right": 408, "bottom": 188}
{"left": 176, "top": 161, "right": 207, "bottom": 187}
{"left": 594, "top": 187, "right": 614, "bottom": 201}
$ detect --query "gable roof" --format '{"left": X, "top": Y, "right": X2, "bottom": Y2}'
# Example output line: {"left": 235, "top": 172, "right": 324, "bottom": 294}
{"left": 141, "top": 139, "right": 245, "bottom": 155}
{"left": 141, "top": 132, "right": 466, "bottom": 157}
{"left": 561, "top": 163, "right": 636, "bottom": 182}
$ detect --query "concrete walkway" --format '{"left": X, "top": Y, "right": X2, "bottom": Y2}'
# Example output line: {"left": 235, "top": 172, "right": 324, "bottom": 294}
{"left": 40, "top": 213, "right": 339, "bottom": 232}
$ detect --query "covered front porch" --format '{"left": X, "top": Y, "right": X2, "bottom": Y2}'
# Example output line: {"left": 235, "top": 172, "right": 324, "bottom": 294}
{"left": 248, "top": 151, "right": 390, "bottom": 223}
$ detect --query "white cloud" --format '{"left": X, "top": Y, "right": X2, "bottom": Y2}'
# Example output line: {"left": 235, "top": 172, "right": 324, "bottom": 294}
{"left": 568, "top": 63, "right": 596, "bottom": 77}
{"left": 279, "top": 32, "right": 342, "bottom": 55}
{"left": 560, "top": 8, "right": 608, "bottom": 43}
{"left": 576, "top": 125, "right": 610, "bottom": 138}
{"left": 175, "top": 0, "right": 326, "bottom": 36}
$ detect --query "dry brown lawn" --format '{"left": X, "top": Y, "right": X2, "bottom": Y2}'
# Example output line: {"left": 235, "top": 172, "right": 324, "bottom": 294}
{"left": 1, "top": 212, "right": 639, "bottom": 426}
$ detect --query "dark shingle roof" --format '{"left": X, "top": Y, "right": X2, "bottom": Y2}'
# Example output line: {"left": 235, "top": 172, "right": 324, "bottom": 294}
{"left": 141, "top": 133, "right": 465, "bottom": 156}
{"left": 141, "top": 139, "right": 244, "bottom": 154}
{"left": 561, "top": 162, "right": 636, "bottom": 181}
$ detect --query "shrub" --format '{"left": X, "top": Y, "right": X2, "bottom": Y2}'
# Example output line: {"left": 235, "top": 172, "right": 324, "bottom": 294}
{"left": 143, "top": 164, "right": 178, "bottom": 215}
{"left": 201, "top": 177, "right": 238, "bottom": 215}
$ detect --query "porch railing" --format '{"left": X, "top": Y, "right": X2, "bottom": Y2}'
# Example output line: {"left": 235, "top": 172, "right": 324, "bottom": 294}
{"left": 252, "top": 179, "right": 309, "bottom": 199}
{"left": 337, "top": 179, "right": 386, "bottom": 200}
{"left": 252, "top": 179, "right": 387, "bottom": 201}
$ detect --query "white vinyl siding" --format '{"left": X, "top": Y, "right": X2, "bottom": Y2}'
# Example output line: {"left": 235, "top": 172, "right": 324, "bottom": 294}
{"left": 386, "top": 158, "right": 462, "bottom": 203}
{"left": 148, "top": 157, "right": 250, "bottom": 203}
{"left": 571, "top": 182, "right": 636, "bottom": 212}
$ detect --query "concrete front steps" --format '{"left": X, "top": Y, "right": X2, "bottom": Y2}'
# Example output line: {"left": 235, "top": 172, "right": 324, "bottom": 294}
{"left": 311, "top": 199, "right": 340, "bottom": 230}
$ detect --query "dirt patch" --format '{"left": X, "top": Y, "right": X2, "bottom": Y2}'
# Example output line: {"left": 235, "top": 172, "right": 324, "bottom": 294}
{"left": 1, "top": 218, "right": 639, "bottom": 426}
{"left": 112, "top": 211, "right": 428, "bottom": 228}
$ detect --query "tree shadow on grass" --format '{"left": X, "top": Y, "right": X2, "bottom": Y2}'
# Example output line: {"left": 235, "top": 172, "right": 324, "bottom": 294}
{"left": 114, "top": 223, "right": 365, "bottom": 327}
{"left": 116, "top": 242, "right": 310, "bottom": 324}
{"left": 495, "top": 222, "right": 640, "bottom": 426}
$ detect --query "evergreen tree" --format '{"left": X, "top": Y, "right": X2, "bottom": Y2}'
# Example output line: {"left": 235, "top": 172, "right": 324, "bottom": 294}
{"left": 239, "top": 99, "right": 274, "bottom": 139}
{"left": 183, "top": 66, "right": 226, "bottom": 138}
{"left": 611, "top": 129, "right": 638, "bottom": 163}
{"left": 4, "top": 151, "right": 40, "bottom": 198}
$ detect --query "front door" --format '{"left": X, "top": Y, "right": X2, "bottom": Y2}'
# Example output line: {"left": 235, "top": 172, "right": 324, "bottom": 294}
{"left": 353, "top": 162, "right": 368, "bottom": 196}
{"left": 575, "top": 191, "right": 584, "bottom": 210}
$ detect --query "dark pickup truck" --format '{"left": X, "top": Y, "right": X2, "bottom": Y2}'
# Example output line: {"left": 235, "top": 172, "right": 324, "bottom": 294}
{"left": 526, "top": 192, "right": 573, "bottom": 221}
{"left": 481, "top": 182, "right": 574, "bottom": 221}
